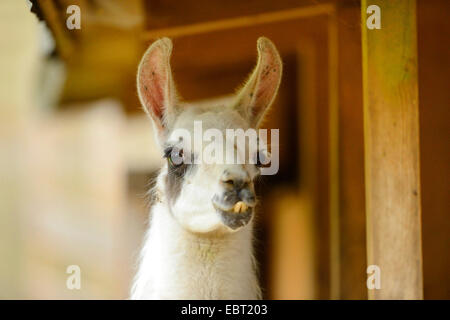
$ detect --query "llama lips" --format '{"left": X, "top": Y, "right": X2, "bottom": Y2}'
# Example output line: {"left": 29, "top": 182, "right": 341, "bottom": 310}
{"left": 212, "top": 200, "right": 253, "bottom": 214}
{"left": 212, "top": 200, "right": 254, "bottom": 229}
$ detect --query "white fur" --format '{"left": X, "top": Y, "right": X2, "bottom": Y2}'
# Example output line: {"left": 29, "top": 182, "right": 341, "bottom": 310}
{"left": 131, "top": 37, "right": 282, "bottom": 300}
{"left": 130, "top": 198, "right": 261, "bottom": 299}
{"left": 130, "top": 107, "right": 261, "bottom": 300}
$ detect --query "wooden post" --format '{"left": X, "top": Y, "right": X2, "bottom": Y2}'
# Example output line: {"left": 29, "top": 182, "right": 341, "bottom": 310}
{"left": 361, "top": 0, "right": 423, "bottom": 299}
{"left": 333, "top": 3, "right": 368, "bottom": 299}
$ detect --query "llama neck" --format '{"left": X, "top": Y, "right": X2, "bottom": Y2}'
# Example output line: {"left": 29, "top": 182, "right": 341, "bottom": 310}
{"left": 131, "top": 202, "right": 260, "bottom": 299}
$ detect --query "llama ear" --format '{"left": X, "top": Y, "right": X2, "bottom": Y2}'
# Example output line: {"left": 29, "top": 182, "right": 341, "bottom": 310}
{"left": 137, "top": 38, "right": 178, "bottom": 144}
{"left": 235, "top": 37, "right": 282, "bottom": 128}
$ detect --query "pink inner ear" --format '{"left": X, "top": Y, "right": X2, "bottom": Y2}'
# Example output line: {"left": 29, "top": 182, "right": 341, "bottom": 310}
{"left": 255, "top": 58, "right": 280, "bottom": 106}
{"left": 251, "top": 44, "right": 282, "bottom": 121}
{"left": 236, "top": 38, "right": 282, "bottom": 126}
{"left": 138, "top": 46, "right": 168, "bottom": 123}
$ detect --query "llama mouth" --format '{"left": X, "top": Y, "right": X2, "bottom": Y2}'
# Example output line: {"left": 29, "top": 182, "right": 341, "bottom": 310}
{"left": 212, "top": 202, "right": 254, "bottom": 230}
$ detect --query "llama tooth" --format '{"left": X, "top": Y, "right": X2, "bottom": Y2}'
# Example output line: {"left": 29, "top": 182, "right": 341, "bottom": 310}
{"left": 233, "top": 201, "right": 247, "bottom": 214}
{"left": 233, "top": 202, "right": 241, "bottom": 213}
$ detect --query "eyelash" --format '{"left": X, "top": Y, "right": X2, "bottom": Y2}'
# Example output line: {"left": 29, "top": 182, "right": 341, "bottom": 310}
{"left": 255, "top": 151, "right": 269, "bottom": 168}
{"left": 163, "top": 147, "right": 173, "bottom": 159}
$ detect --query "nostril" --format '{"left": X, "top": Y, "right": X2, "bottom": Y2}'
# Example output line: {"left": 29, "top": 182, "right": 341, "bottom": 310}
{"left": 223, "top": 179, "right": 234, "bottom": 186}
{"left": 238, "top": 188, "right": 256, "bottom": 205}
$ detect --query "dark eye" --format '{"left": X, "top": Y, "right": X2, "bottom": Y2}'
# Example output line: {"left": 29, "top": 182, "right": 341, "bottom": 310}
{"left": 255, "top": 151, "right": 270, "bottom": 168}
{"left": 166, "top": 147, "right": 184, "bottom": 167}
{"left": 255, "top": 150, "right": 267, "bottom": 168}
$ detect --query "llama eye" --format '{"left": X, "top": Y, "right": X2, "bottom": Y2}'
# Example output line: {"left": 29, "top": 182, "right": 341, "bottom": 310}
{"left": 255, "top": 150, "right": 270, "bottom": 168}
{"left": 167, "top": 148, "right": 184, "bottom": 167}
{"left": 255, "top": 151, "right": 264, "bottom": 167}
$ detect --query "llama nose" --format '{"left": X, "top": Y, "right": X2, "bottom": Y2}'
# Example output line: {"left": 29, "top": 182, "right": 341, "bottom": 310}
{"left": 220, "top": 170, "right": 250, "bottom": 190}
{"left": 220, "top": 170, "right": 255, "bottom": 205}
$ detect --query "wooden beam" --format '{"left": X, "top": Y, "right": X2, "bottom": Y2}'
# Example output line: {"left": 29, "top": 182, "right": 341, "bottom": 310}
{"left": 361, "top": 0, "right": 423, "bottom": 299}
{"left": 142, "top": 4, "right": 333, "bottom": 40}
{"left": 327, "top": 7, "right": 340, "bottom": 300}
{"left": 296, "top": 42, "right": 319, "bottom": 299}
{"left": 417, "top": 0, "right": 450, "bottom": 299}
{"left": 39, "top": 0, "right": 75, "bottom": 59}
{"left": 332, "top": 3, "right": 368, "bottom": 299}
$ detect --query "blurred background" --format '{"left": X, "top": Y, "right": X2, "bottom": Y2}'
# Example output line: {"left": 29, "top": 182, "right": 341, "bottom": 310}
{"left": 0, "top": 0, "right": 448, "bottom": 299}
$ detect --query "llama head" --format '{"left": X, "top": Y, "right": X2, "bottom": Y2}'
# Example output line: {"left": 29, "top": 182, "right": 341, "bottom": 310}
{"left": 137, "top": 37, "right": 282, "bottom": 234}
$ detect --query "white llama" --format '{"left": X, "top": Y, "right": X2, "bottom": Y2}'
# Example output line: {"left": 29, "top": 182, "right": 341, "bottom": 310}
{"left": 130, "top": 37, "right": 282, "bottom": 299}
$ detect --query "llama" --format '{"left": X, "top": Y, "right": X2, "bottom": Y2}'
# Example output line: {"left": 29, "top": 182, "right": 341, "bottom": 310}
{"left": 130, "top": 37, "right": 282, "bottom": 299}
